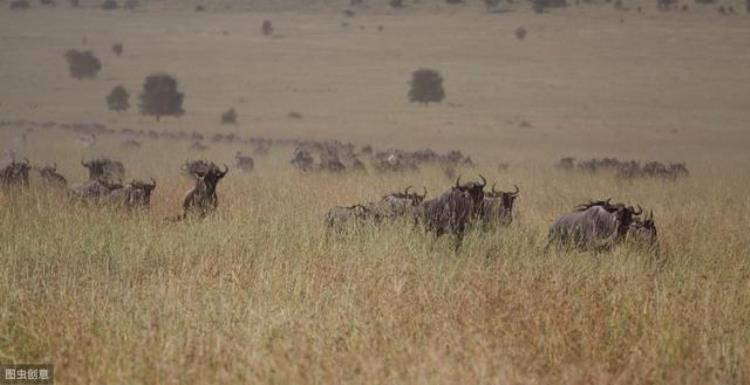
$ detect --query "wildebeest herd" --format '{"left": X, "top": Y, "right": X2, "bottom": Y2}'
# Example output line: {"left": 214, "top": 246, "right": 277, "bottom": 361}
{"left": 1, "top": 155, "right": 659, "bottom": 252}
{"left": 323, "top": 174, "right": 656, "bottom": 252}
{"left": 1, "top": 118, "right": 674, "bottom": 253}
{"left": 558, "top": 156, "right": 689, "bottom": 180}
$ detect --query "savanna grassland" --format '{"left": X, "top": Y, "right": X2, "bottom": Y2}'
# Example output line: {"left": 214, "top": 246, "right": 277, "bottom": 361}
{"left": 1, "top": 0, "right": 750, "bottom": 384}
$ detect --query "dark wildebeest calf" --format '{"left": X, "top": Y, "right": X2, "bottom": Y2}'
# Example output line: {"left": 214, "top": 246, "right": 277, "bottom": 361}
{"left": 545, "top": 199, "right": 643, "bottom": 251}
{"left": 419, "top": 175, "right": 487, "bottom": 246}
{"left": 179, "top": 160, "right": 229, "bottom": 219}
{"left": 481, "top": 184, "right": 519, "bottom": 229}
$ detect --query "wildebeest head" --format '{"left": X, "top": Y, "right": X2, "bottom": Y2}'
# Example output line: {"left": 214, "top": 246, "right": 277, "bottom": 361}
{"left": 482, "top": 184, "right": 520, "bottom": 227}
{"left": 452, "top": 175, "right": 487, "bottom": 209}
{"left": 81, "top": 157, "right": 125, "bottom": 183}
{"left": 627, "top": 210, "right": 658, "bottom": 249}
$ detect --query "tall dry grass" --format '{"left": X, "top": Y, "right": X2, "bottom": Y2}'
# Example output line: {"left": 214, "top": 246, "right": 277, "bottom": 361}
{"left": 1, "top": 142, "right": 748, "bottom": 385}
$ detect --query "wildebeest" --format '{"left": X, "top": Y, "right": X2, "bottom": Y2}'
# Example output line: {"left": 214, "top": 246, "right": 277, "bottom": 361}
{"left": 0, "top": 159, "right": 31, "bottom": 190}
{"left": 419, "top": 175, "right": 487, "bottom": 243}
{"left": 235, "top": 152, "right": 254, "bottom": 172}
{"left": 180, "top": 161, "right": 229, "bottom": 219}
{"left": 545, "top": 199, "right": 643, "bottom": 251}
{"left": 81, "top": 157, "right": 125, "bottom": 184}
{"left": 626, "top": 210, "right": 658, "bottom": 250}
{"left": 291, "top": 149, "right": 315, "bottom": 172}
{"left": 107, "top": 179, "right": 157, "bottom": 209}
{"left": 481, "top": 184, "right": 519, "bottom": 229}
{"left": 324, "top": 204, "right": 373, "bottom": 229}
{"left": 37, "top": 164, "right": 68, "bottom": 189}
{"left": 366, "top": 185, "right": 428, "bottom": 222}
{"left": 69, "top": 179, "right": 123, "bottom": 202}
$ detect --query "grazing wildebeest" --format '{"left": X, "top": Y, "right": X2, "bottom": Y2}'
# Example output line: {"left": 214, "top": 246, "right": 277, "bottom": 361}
{"left": 545, "top": 199, "right": 642, "bottom": 251}
{"left": 324, "top": 204, "right": 373, "bottom": 229}
{"left": 180, "top": 161, "right": 229, "bottom": 219}
{"left": 81, "top": 157, "right": 125, "bottom": 184}
{"left": 0, "top": 159, "right": 31, "bottom": 190}
{"left": 626, "top": 211, "right": 658, "bottom": 250}
{"left": 372, "top": 186, "right": 428, "bottom": 221}
{"left": 107, "top": 179, "right": 157, "bottom": 210}
{"left": 481, "top": 184, "right": 519, "bottom": 229}
{"left": 235, "top": 152, "right": 255, "bottom": 172}
{"left": 37, "top": 164, "right": 68, "bottom": 189}
{"left": 69, "top": 179, "right": 123, "bottom": 203}
{"left": 419, "top": 175, "right": 487, "bottom": 244}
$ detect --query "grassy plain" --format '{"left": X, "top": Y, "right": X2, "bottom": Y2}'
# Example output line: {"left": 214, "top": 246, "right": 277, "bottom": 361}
{"left": 1, "top": 0, "right": 749, "bottom": 384}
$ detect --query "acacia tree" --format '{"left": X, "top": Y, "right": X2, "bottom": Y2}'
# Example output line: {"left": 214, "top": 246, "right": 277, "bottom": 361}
{"left": 408, "top": 69, "right": 445, "bottom": 105}
{"left": 106, "top": 86, "right": 129, "bottom": 112}
{"left": 138, "top": 74, "right": 184, "bottom": 121}
{"left": 64, "top": 50, "right": 102, "bottom": 79}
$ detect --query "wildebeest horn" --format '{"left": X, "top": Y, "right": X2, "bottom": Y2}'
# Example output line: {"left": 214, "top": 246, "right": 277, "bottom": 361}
{"left": 479, "top": 174, "right": 487, "bottom": 187}
{"left": 455, "top": 176, "right": 461, "bottom": 187}
{"left": 220, "top": 164, "right": 229, "bottom": 176}
{"left": 511, "top": 184, "right": 520, "bottom": 196}
{"left": 649, "top": 210, "right": 653, "bottom": 220}
{"left": 81, "top": 158, "right": 87, "bottom": 167}
{"left": 422, "top": 187, "right": 428, "bottom": 198}
{"left": 491, "top": 183, "right": 497, "bottom": 193}
{"left": 23, "top": 158, "right": 29, "bottom": 165}
{"left": 633, "top": 205, "right": 643, "bottom": 215}
{"left": 149, "top": 178, "right": 156, "bottom": 188}
{"left": 404, "top": 185, "right": 413, "bottom": 194}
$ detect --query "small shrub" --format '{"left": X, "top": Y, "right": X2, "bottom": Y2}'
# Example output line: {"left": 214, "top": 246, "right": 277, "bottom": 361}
{"left": 343, "top": 9, "right": 355, "bottom": 16}
{"left": 390, "top": 0, "right": 403, "bottom": 8}
{"left": 287, "top": 111, "right": 303, "bottom": 119}
{"left": 40, "top": 0, "right": 55, "bottom": 5}
{"left": 106, "top": 85, "right": 130, "bottom": 112}
{"left": 194, "top": 4, "right": 205, "bottom": 11}
{"left": 64, "top": 50, "right": 102, "bottom": 79}
{"left": 101, "top": 0, "right": 117, "bottom": 10}
{"left": 485, "top": 0, "right": 501, "bottom": 9}
{"left": 69, "top": 0, "right": 78, "bottom": 6}
{"left": 124, "top": 0, "right": 138, "bottom": 10}
{"left": 262, "top": 20, "right": 273, "bottom": 36}
{"left": 681, "top": 4, "right": 689, "bottom": 10}
{"left": 138, "top": 74, "right": 185, "bottom": 121}
{"left": 112, "top": 43, "right": 123, "bottom": 56}
{"left": 221, "top": 108, "right": 237, "bottom": 125}
{"left": 514, "top": 26, "right": 527, "bottom": 40}
{"left": 408, "top": 69, "right": 445, "bottom": 105}
{"left": 446, "top": 0, "right": 464, "bottom": 3}
{"left": 10, "top": 0, "right": 31, "bottom": 9}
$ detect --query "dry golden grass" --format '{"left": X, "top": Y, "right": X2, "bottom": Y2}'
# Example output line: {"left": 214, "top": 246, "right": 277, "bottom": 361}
{"left": 1, "top": 1, "right": 750, "bottom": 384}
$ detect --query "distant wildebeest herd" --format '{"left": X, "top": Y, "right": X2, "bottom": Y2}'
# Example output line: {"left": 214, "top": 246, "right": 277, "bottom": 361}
{"left": 558, "top": 156, "right": 689, "bottom": 180}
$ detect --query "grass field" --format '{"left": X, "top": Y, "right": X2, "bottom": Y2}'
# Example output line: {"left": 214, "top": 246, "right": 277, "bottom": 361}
{"left": 1, "top": 0, "right": 750, "bottom": 384}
